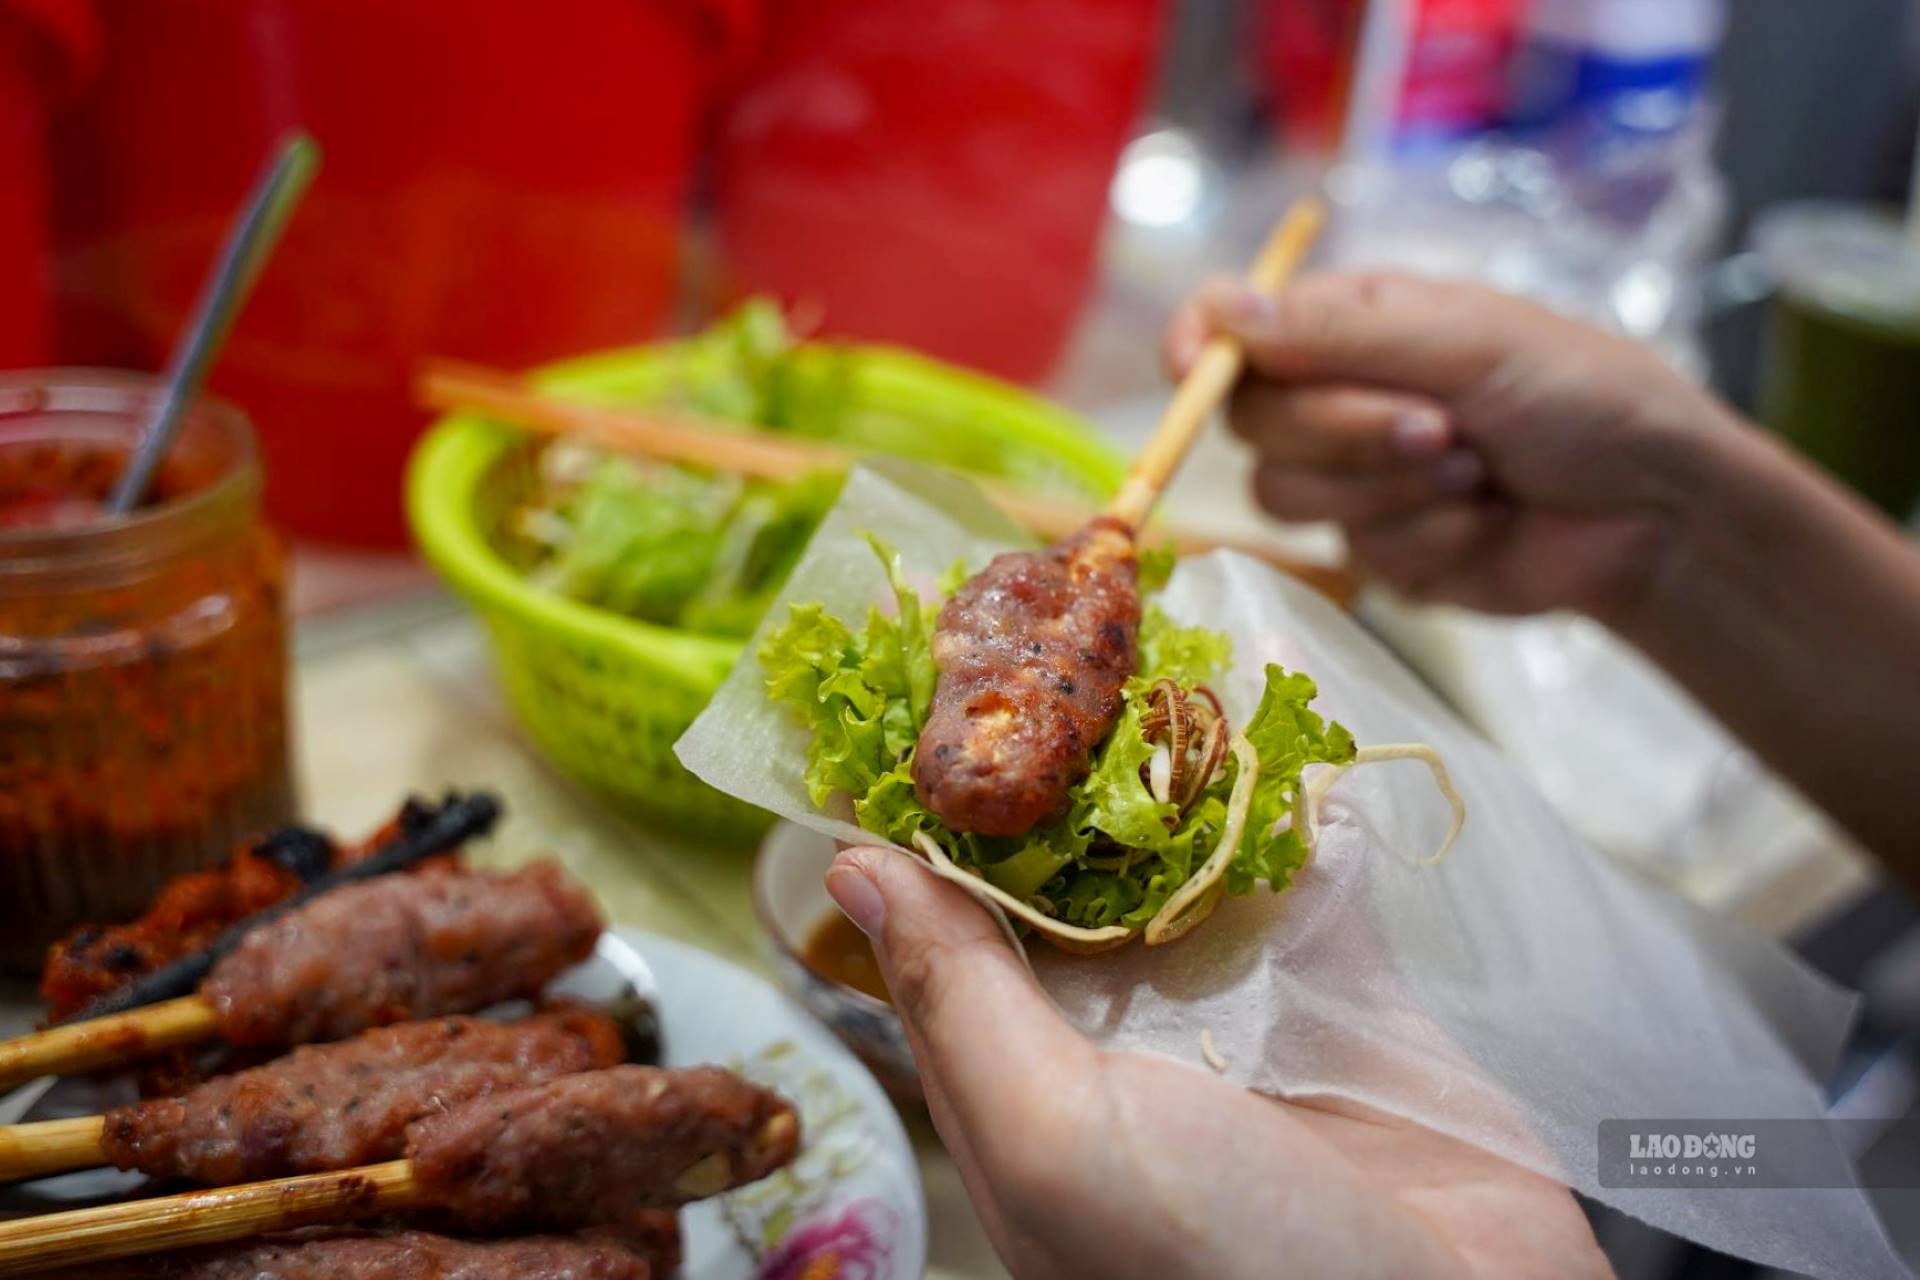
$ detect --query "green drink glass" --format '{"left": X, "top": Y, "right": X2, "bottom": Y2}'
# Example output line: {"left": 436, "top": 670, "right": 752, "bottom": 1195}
{"left": 1755, "top": 202, "right": 1920, "bottom": 521}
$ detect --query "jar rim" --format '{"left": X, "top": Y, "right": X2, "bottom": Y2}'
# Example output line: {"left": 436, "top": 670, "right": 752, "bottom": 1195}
{"left": 0, "top": 368, "right": 261, "bottom": 576}
{"left": 1753, "top": 200, "right": 1920, "bottom": 324}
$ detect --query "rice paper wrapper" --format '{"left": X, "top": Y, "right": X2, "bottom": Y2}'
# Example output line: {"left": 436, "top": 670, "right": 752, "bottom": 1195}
{"left": 678, "top": 462, "right": 1908, "bottom": 1279}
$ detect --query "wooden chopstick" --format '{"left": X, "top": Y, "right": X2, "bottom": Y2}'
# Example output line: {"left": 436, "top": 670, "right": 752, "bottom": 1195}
{"left": 0, "top": 1114, "right": 798, "bottom": 1274}
{"left": 0, "top": 1116, "right": 108, "bottom": 1185}
{"left": 1104, "top": 197, "right": 1327, "bottom": 530}
{"left": 0, "top": 997, "right": 217, "bottom": 1096}
{"left": 415, "top": 359, "right": 1356, "bottom": 605}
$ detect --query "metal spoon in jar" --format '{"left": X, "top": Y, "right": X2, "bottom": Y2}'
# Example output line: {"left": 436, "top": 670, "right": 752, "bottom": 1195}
{"left": 107, "top": 131, "right": 321, "bottom": 514}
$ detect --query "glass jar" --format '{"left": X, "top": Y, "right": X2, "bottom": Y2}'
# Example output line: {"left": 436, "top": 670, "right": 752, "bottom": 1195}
{"left": 0, "top": 371, "right": 293, "bottom": 972}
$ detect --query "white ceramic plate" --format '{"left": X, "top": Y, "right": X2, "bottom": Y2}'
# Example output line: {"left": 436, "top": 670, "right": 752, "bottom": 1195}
{"left": 0, "top": 928, "right": 928, "bottom": 1280}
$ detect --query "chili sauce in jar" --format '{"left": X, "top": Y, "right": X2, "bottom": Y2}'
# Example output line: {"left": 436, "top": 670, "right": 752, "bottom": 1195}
{"left": 0, "top": 371, "right": 293, "bottom": 972}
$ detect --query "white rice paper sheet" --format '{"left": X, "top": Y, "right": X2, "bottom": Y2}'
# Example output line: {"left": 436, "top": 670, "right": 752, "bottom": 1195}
{"left": 677, "top": 462, "right": 1908, "bottom": 1279}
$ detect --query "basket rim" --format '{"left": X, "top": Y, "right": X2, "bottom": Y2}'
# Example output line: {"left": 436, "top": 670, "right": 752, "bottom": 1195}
{"left": 404, "top": 338, "right": 1127, "bottom": 689}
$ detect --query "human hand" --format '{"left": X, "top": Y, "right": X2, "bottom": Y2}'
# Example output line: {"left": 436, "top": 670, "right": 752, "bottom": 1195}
{"left": 1165, "top": 272, "right": 1749, "bottom": 626}
{"left": 826, "top": 846, "right": 1612, "bottom": 1280}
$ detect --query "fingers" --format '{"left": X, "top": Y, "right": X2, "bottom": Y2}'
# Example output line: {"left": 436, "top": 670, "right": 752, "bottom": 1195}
{"left": 1194, "top": 271, "right": 1522, "bottom": 399}
{"left": 1162, "top": 294, "right": 1211, "bottom": 381}
{"left": 826, "top": 848, "right": 1093, "bottom": 1130}
{"left": 1253, "top": 450, "right": 1486, "bottom": 525}
{"left": 1230, "top": 383, "right": 1455, "bottom": 468}
{"left": 1346, "top": 501, "right": 1509, "bottom": 600}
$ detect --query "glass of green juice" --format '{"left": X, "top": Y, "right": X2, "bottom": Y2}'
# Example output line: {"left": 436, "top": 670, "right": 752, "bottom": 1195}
{"left": 1754, "top": 201, "right": 1920, "bottom": 521}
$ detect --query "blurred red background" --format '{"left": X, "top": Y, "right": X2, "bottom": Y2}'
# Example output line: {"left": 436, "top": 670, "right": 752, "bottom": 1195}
{"left": 0, "top": 0, "right": 1164, "bottom": 546}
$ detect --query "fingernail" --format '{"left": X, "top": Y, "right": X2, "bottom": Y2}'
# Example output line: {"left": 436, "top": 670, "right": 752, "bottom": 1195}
{"left": 1433, "top": 449, "right": 1485, "bottom": 494}
{"left": 1390, "top": 408, "right": 1450, "bottom": 458}
{"left": 1215, "top": 284, "right": 1276, "bottom": 328}
{"left": 827, "top": 861, "right": 886, "bottom": 936}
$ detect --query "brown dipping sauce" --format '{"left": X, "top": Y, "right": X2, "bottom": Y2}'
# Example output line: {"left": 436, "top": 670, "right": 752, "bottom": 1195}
{"left": 802, "top": 912, "right": 891, "bottom": 1005}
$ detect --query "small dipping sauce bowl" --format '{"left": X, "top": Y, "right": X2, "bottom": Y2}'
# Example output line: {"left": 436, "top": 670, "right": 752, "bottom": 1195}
{"left": 0, "top": 371, "right": 293, "bottom": 972}
{"left": 752, "top": 822, "right": 920, "bottom": 1101}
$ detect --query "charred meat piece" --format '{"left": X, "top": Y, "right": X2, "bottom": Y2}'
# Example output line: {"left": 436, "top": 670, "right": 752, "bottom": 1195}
{"left": 100, "top": 1006, "right": 626, "bottom": 1184}
{"left": 59, "top": 1226, "right": 664, "bottom": 1280}
{"left": 914, "top": 517, "right": 1140, "bottom": 835}
{"left": 202, "top": 862, "right": 603, "bottom": 1048}
{"left": 408, "top": 1065, "right": 799, "bottom": 1231}
{"left": 38, "top": 825, "right": 358, "bottom": 1024}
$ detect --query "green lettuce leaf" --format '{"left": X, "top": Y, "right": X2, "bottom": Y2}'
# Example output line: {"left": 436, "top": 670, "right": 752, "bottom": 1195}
{"left": 537, "top": 457, "right": 737, "bottom": 623}
{"left": 1070, "top": 693, "right": 1175, "bottom": 850}
{"left": 1137, "top": 605, "right": 1230, "bottom": 688}
{"left": 1136, "top": 540, "right": 1177, "bottom": 593}
{"left": 862, "top": 534, "right": 937, "bottom": 728}
{"left": 1229, "top": 664, "right": 1357, "bottom": 896}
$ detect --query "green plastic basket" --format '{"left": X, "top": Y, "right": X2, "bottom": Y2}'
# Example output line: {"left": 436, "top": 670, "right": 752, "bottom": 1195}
{"left": 406, "top": 339, "right": 1123, "bottom": 843}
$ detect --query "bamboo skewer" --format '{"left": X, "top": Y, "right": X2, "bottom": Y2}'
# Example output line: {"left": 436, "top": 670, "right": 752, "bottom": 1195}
{"left": 0, "top": 997, "right": 216, "bottom": 1095}
{"left": 0, "top": 1157, "right": 422, "bottom": 1274}
{"left": 1104, "top": 197, "right": 1327, "bottom": 530}
{"left": 415, "top": 341, "right": 1355, "bottom": 604}
{"left": 0, "top": 1116, "right": 108, "bottom": 1184}
{"left": 0, "top": 1113, "right": 798, "bottom": 1274}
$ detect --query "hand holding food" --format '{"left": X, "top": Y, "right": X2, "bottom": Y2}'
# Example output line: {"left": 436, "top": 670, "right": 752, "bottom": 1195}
{"left": 823, "top": 844, "right": 1611, "bottom": 1280}
{"left": 1163, "top": 270, "right": 1741, "bottom": 623}
{"left": 1169, "top": 270, "right": 1920, "bottom": 868}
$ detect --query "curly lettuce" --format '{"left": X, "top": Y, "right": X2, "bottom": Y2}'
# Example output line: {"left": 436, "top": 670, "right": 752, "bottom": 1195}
{"left": 760, "top": 539, "right": 1356, "bottom": 933}
{"left": 513, "top": 300, "right": 850, "bottom": 637}
{"left": 526, "top": 456, "right": 841, "bottom": 634}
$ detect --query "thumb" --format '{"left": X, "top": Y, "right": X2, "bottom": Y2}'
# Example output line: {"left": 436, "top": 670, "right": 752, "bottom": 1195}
{"left": 827, "top": 847, "right": 1091, "bottom": 1126}
{"left": 1199, "top": 270, "right": 1519, "bottom": 401}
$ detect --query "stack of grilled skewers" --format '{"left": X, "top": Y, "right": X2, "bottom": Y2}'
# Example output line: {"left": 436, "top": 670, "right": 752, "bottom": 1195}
{"left": 0, "top": 795, "right": 799, "bottom": 1277}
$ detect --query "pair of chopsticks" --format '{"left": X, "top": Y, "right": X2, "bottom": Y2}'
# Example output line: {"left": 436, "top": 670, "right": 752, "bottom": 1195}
{"left": 412, "top": 221, "right": 1352, "bottom": 605}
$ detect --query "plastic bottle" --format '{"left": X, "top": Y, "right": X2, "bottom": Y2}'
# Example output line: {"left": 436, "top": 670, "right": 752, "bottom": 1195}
{"left": 1393, "top": 0, "right": 1528, "bottom": 157}
{"left": 1506, "top": 0, "right": 1726, "bottom": 141}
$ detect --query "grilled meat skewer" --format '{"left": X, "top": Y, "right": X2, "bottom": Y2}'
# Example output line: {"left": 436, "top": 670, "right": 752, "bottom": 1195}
{"left": 914, "top": 517, "right": 1140, "bottom": 835}
{"left": 0, "top": 1067, "right": 798, "bottom": 1274}
{"left": 204, "top": 861, "right": 600, "bottom": 1049}
{"left": 0, "top": 862, "right": 603, "bottom": 1092}
{"left": 910, "top": 202, "right": 1325, "bottom": 843}
{"left": 100, "top": 1007, "right": 626, "bottom": 1185}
